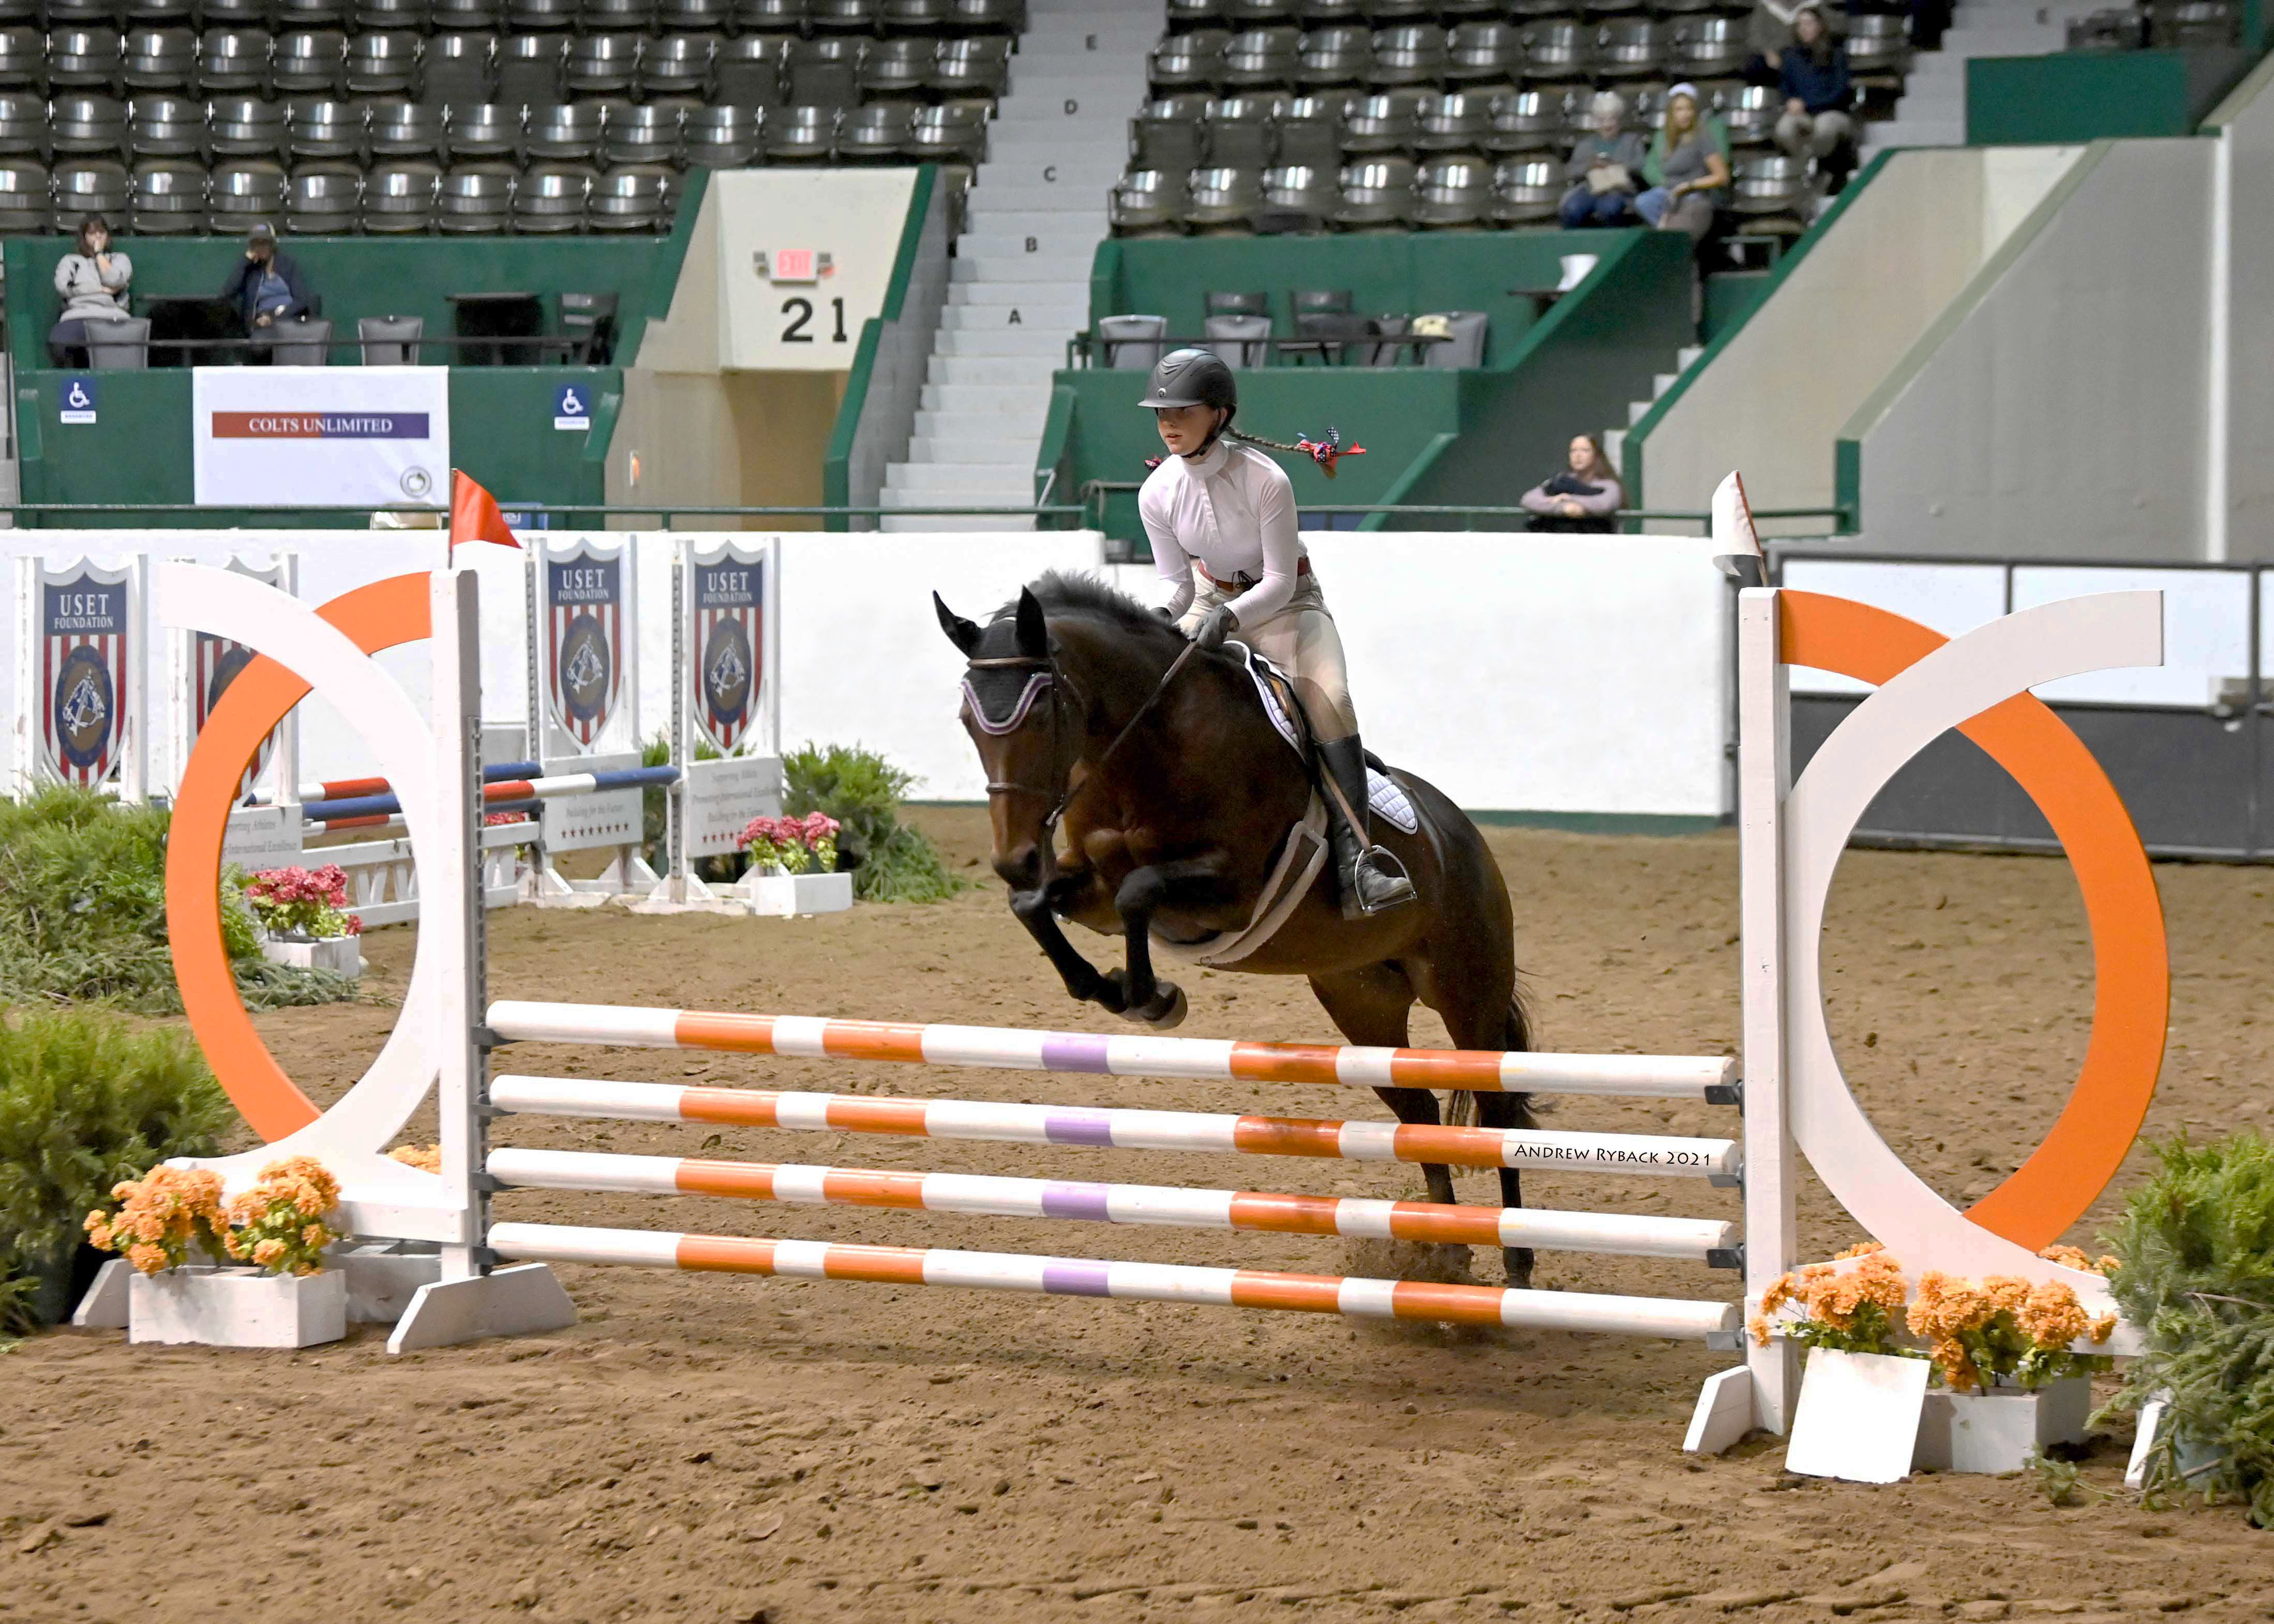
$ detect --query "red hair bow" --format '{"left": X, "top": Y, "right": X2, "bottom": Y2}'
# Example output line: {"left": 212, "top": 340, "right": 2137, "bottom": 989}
{"left": 1296, "top": 428, "right": 1366, "bottom": 479}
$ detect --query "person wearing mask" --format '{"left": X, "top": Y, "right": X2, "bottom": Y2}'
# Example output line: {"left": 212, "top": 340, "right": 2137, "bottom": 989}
{"left": 1635, "top": 84, "right": 1732, "bottom": 244}
{"left": 48, "top": 214, "right": 132, "bottom": 367}
{"left": 1520, "top": 435, "right": 1624, "bottom": 534}
{"left": 1559, "top": 91, "right": 1649, "bottom": 230}
{"left": 1777, "top": 6, "right": 1857, "bottom": 184}
{"left": 218, "top": 221, "right": 317, "bottom": 361}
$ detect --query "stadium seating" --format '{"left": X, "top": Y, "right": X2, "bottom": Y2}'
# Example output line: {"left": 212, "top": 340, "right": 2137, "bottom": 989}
{"left": 0, "top": 0, "right": 1028, "bottom": 233}
{"left": 1112, "top": 3, "right": 1918, "bottom": 237}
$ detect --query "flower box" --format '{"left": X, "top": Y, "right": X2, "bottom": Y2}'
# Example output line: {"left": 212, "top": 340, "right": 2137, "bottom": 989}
{"left": 736, "top": 869, "right": 854, "bottom": 918}
{"left": 260, "top": 933, "right": 361, "bottom": 978}
{"left": 1914, "top": 1375, "right": 2091, "bottom": 1475}
{"left": 1784, "top": 1348, "right": 1933, "bottom": 1483}
{"left": 127, "top": 1266, "right": 347, "bottom": 1349}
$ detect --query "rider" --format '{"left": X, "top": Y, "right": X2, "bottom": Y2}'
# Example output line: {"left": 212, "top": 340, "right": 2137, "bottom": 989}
{"left": 1135, "top": 348, "right": 1416, "bottom": 918}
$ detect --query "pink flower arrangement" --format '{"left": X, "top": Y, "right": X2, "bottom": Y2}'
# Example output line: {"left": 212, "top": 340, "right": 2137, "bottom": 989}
{"left": 244, "top": 863, "right": 363, "bottom": 940}
{"left": 740, "top": 811, "right": 840, "bottom": 875}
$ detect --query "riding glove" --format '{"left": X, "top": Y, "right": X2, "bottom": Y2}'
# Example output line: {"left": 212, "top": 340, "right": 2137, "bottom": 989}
{"left": 1192, "top": 605, "right": 1239, "bottom": 653}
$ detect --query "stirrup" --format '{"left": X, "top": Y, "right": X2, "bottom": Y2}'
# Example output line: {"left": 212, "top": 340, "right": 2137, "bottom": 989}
{"left": 1345, "top": 843, "right": 1416, "bottom": 916}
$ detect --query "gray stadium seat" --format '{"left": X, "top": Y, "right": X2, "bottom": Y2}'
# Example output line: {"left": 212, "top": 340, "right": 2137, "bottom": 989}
{"left": 1182, "top": 164, "right": 1259, "bottom": 232}
{"left": 130, "top": 157, "right": 208, "bottom": 233}
{"left": 368, "top": 98, "right": 444, "bottom": 158}
{"left": 271, "top": 29, "right": 349, "bottom": 97}
{"left": 1109, "top": 166, "right": 1185, "bottom": 235}
{"left": 436, "top": 160, "right": 512, "bottom": 230}
{"left": 129, "top": 93, "right": 207, "bottom": 157}
{"left": 0, "top": 156, "right": 50, "bottom": 232}
{"left": 361, "top": 159, "right": 440, "bottom": 231}
{"left": 761, "top": 102, "right": 833, "bottom": 161}
{"left": 1296, "top": 25, "right": 1368, "bottom": 89}
{"left": 681, "top": 102, "right": 759, "bottom": 167}
{"left": 524, "top": 99, "right": 601, "bottom": 160}
{"left": 125, "top": 26, "right": 199, "bottom": 91}
{"left": 838, "top": 99, "right": 913, "bottom": 162}
{"left": 1412, "top": 153, "right": 1487, "bottom": 227}
{"left": 1097, "top": 313, "right": 1168, "bottom": 370}
{"left": 270, "top": 315, "right": 334, "bottom": 363}
{"left": 1203, "top": 310, "right": 1270, "bottom": 367}
{"left": 1332, "top": 155, "right": 1413, "bottom": 229}
{"left": 512, "top": 161, "right": 590, "bottom": 232}
{"left": 285, "top": 167, "right": 358, "bottom": 230}
{"left": 1520, "top": 20, "right": 1590, "bottom": 81}
{"left": 207, "top": 155, "right": 287, "bottom": 228}
{"left": 346, "top": 31, "right": 421, "bottom": 97}
{"left": 1484, "top": 88, "right": 1558, "bottom": 155}
{"left": 587, "top": 163, "right": 668, "bottom": 230}
{"left": 1487, "top": 154, "right": 1559, "bottom": 223}
{"left": 86, "top": 316, "right": 154, "bottom": 369}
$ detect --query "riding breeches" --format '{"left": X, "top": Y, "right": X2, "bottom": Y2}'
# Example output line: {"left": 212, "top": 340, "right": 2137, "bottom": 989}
{"left": 1178, "top": 571, "right": 1360, "bottom": 741}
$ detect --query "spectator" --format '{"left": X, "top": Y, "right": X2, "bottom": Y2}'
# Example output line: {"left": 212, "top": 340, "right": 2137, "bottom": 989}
{"left": 1559, "top": 91, "right": 1649, "bottom": 230}
{"left": 48, "top": 214, "right": 131, "bottom": 367}
{"left": 1520, "top": 435, "right": 1624, "bottom": 533}
{"left": 1778, "top": 6, "right": 1857, "bottom": 185}
{"left": 218, "top": 221, "right": 316, "bottom": 361}
{"left": 1636, "top": 85, "right": 1731, "bottom": 244}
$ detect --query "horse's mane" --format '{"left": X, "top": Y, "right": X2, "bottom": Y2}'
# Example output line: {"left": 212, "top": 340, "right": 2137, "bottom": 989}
{"left": 994, "top": 571, "right": 1183, "bottom": 650}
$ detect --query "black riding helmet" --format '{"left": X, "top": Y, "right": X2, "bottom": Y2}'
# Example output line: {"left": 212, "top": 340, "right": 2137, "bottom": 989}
{"left": 1138, "top": 348, "right": 1237, "bottom": 416}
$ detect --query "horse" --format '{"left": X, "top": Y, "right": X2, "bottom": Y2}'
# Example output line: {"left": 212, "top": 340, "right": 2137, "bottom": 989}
{"left": 935, "top": 572, "right": 1540, "bottom": 1287}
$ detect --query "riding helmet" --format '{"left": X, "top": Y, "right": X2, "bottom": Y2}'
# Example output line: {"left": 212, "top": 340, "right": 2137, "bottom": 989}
{"left": 1138, "top": 348, "right": 1237, "bottom": 414}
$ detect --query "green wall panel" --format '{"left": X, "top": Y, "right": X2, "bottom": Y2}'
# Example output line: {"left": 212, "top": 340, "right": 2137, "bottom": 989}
{"left": 6, "top": 232, "right": 680, "bottom": 373}
{"left": 1966, "top": 48, "right": 2258, "bottom": 144}
{"left": 1053, "top": 228, "right": 1696, "bottom": 544}
{"left": 14, "top": 364, "right": 615, "bottom": 524}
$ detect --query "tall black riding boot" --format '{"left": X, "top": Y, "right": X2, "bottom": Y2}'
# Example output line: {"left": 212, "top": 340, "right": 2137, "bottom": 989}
{"left": 1318, "top": 735, "right": 1415, "bottom": 919}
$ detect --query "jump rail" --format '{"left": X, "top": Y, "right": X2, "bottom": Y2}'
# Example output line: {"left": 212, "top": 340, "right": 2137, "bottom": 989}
{"left": 487, "top": 1147, "right": 1740, "bottom": 1261}
{"left": 489, "top": 1074, "right": 1743, "bottom": 1180}
{"left": 485, "top": 1002, "right": 1740, "bottom": 1102}
{"left": 486, "top": 1224, "right": 1742, "bottom": 1341}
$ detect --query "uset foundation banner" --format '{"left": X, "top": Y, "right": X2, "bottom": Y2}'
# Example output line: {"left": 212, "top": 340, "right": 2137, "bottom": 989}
{"left": 192, "top": 366, "right": 451, "bottom": 508}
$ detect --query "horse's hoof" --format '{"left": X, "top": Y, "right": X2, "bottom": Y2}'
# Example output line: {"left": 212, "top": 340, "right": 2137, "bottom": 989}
{"left": 1134, "top": 983, "right": 1188, "bottom": 1030}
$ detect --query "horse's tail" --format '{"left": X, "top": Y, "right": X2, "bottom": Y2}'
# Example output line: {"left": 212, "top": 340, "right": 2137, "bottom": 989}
{"left": 1448, "top": 988, "right": 1534, "bottom": 1130}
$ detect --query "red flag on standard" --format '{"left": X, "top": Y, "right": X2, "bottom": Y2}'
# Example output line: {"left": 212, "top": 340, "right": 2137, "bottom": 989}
{"left": 450, "top": 470, "right": 520, "bottom": 551}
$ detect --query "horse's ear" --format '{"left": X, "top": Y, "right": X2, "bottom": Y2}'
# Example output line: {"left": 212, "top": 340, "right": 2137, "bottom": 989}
{"left": 1015, "top": 588, "right": 1049, "bottom": 660}
{"left": 934, "top": 592, "right": 982, "bottom": 655}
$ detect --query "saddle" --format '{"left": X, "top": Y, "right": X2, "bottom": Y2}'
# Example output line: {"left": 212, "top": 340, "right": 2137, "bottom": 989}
{"left": 1150, "top": 644, "right": 1418, "bottom": 969}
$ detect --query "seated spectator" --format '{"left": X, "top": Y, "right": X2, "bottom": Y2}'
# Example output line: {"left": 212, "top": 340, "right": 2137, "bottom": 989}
{"left": 218, "top": 222, "right": 317, "bottom": 361}
{"left": 1559, "top": 92, "right": 1649, "bottom": 230}
{"left": 1636, "top": 85, "right": 1732, "bottom": 245}
{"left": 48, "top": 214, "right": 131, "bottom": 367}
{"left": 1777, "top": 6, "right": 1857, "bottom": 185}
{"left": 1520, "top": 435, "right": 1624, "bottom": 533}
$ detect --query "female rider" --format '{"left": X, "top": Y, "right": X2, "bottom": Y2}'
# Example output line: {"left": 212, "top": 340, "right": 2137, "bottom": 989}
{"left": 1135, "top": 348, "right": 1414, "bottom": 919}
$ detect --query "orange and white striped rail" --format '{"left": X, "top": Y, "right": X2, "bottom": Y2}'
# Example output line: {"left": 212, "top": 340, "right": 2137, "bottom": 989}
{"left": 489, "top": 1075, "right": 1743, "bottom": 1180}
{"left": 484, "top": 1001, "right": 1739, "bottom": 1101}
{"left": 486, "top": 1148, "right": 1740, "bottom": 1262}
{"left": 485, "top": 1224, "right": 1741, "bottom": 1341}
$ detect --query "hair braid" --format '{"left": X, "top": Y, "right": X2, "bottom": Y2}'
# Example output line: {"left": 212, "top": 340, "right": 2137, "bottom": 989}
{"left": 1225, "top": 428, "right": 1309, "bottom": 457}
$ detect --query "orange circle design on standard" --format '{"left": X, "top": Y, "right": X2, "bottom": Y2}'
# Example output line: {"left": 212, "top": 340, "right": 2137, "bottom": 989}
{"left": 1779, "top": 591, "right": 2169, "bottom": 1252}
{"left": 167, "top": 573, "right": 431, "bottom": 1142}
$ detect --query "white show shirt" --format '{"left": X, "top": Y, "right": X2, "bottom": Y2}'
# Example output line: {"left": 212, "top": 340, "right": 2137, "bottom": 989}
{"left": 1138, "top": 439, "right": 1307, "bottom": 625}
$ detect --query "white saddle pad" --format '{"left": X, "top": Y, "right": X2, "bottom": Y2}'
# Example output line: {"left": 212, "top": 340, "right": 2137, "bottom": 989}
{"left": 1229, "top": 641, "right": 1418, "bottom": 836}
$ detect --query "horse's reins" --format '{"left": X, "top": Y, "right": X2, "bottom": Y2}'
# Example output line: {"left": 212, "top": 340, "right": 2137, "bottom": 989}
{"left": 968, "top": 636, "right": 1206, "bottom": 847}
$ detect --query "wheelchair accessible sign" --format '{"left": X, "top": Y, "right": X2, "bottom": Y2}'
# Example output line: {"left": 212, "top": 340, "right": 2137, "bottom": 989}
{"left": 59, "top": 377, "right": 96, "bottom": 425}
{"left": 553, "top": 384, "right": 590, "bottom": 432}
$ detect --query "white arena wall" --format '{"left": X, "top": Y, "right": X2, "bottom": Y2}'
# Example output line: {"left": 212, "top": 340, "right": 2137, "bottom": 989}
{"left": 1, "top": 531, "right": 1734, "bottom": 822}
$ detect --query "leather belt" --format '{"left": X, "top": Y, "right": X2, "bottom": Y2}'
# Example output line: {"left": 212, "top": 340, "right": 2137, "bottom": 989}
{"left": 1201, "top": 557, "right": 1311, "bottom": 592}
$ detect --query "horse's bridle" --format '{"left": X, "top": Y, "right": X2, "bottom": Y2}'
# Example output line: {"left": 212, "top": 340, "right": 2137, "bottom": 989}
{"left": 963, "top": 634, "right": 1206, "bottom": 850}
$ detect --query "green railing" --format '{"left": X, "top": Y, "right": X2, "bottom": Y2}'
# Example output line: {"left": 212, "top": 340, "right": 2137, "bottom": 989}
{"left": 0, "top": 497, "right": 1847, "bottom": 531}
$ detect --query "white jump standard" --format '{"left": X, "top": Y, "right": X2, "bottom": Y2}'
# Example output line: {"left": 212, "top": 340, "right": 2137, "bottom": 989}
{"left": 151, "top": 476, "right": 2165, "bottom": 1450}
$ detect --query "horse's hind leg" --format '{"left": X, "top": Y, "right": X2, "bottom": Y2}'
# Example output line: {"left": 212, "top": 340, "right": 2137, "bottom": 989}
{"left": 1438, "top": 985, "right": 1537, "bottom": 1290}
{"left": 1307, "top": 967, "right": 1458, "bottom": 1208}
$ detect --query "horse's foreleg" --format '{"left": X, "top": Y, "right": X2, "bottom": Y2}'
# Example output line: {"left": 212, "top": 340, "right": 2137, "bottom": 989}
{"left": 1009, "top": 881, "right": 1119, "bottom": 1011}
{"left": 1109, "top": 854, "right": 1235, "bottom": 1027}
{"left": 1472, "top": 1092, "right": 1534, "bottom": 1289}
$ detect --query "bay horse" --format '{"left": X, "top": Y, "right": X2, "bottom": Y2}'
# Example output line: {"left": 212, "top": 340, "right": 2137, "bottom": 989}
{"left": 935, "top": 573, "right": 1539, "bottom": 1287}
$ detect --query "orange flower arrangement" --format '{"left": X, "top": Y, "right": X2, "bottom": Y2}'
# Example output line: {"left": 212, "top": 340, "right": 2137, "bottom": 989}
{"left": 2037, "top": 1244, "right": 2120, "bottom": 1276}
{"left": 1905, "top": 1271, "right": 2116, "bottom": 1392}
{"left": 1750, "top": 1245, "right": 1915, "bottom": 1356}
{"left": 218, "top": 1156, "right": 342, "bottom": 1277}
{"left": 84, "top": 1166, "right": 228, "bottom": 1277}
{"left": 386, "top": 1144, "right": 443, "bottom": 1174}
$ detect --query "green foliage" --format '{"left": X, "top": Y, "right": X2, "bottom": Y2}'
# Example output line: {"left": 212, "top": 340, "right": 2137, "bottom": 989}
{"left": 782, "top": 743, "right": 969, "bottom": 905}
{"left": 0, "top": 1009, "right": 233, "bottom": 1331}
{"left": 0, "top": 787, "right": 351, "bottom": 1013}
{"left": 2103, "top": 1133, "right": 2274, "bottom": 1526}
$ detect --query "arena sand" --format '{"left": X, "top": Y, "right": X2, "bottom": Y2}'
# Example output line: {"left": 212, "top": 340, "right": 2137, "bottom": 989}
{"left": 5, "top": 813, "right": 2270, "bottom": 1624}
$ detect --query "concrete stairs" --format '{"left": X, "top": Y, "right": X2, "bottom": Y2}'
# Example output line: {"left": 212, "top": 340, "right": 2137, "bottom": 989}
{"left": 1602, "top": 344, "right": 1706, "bottom": 484}
{"left": 1860, "top": 0, "right": 2100, "bottom": 155}
{"left": 882, "top": 0, "right": 1159, "bottom": 531}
